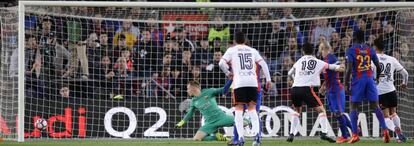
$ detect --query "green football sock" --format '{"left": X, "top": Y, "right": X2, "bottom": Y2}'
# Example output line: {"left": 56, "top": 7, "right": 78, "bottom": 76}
{"left": 202, "top": 135, "right": 216, "bottom": 141}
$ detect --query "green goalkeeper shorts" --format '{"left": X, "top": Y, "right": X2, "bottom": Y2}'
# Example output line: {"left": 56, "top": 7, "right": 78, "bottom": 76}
{"left": 198, "top": 114, "right": 234, "bottom": 134}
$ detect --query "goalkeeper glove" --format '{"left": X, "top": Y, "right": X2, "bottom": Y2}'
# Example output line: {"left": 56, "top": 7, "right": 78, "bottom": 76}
{"left": 175, "top": 120, "right": 185, "bottom": 128}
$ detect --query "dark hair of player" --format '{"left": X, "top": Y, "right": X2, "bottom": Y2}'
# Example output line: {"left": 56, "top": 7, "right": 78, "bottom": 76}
{"left": 353, "top": 30, "right": 365, "bottom": 43}
{"left": 235, "top": 31, "right": 245, "bottom": 44}
{"left": 187, "top": 80, "right": 200, "bottom": 88}
{"left": 374, "top": 35, "right": 384, "bottom": 52}
{"left": 302, "top": 42, "right": 314, "bottom": 55}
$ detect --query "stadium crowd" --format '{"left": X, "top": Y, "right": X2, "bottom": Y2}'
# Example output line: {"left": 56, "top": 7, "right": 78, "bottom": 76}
{"left": 4, "top": 5, "right": 412, "bottom": 100}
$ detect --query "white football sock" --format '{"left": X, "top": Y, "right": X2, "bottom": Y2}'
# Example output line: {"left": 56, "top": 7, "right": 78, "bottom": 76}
{"left": 290, "top": 113, "right": 300, "bottom": 135}
{"left": 235, "top": 110, "right": 245, "bottom": 140}
{"left": 391, "top": 114, "right": 401, "bottom": 129}
{"left": 385, "top": 118, "right": 396, "bottom": 132}
{"left": 319, "top": 113, "right": 328, "bottom": 134}
{"left": 247, "top": 109, "right": 260, "bottom": 136}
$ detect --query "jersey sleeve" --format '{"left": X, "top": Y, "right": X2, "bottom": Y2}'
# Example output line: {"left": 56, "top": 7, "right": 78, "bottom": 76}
{"left": 254, "top": 50, "right": 264, "bottom": 63}
{"left": 370, "top": 48, "right": 379, "bottom": 63}
{"left": 221, "top": 49, "right": 232, "bottom": 63}
{"left": 393, "top": 58, "right": 404, "bottom": 71}
{"left": 345, "top": 48, "right": 355, "bottom": 63}
{"left": 208, "top": 87, "right": 224, "bottom": 97}
{"left": 182, "top": 100, "right": 195, "bottom": 122}
{"left": 329, "top": 55, "right": 339, "bottom": 64}
{"left": 317, "top": 59, "right": 329, "bottom": 73}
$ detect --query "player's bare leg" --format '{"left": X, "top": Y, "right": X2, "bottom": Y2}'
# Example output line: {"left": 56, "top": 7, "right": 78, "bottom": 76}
{"left": 314, "top": 106, "right": 335, "bottom": 143}
{"left": 287, "top": 106, "right": 301, "bottom": 142}
{"left": 193, "top": 131, "right": 208, "bottom": 141}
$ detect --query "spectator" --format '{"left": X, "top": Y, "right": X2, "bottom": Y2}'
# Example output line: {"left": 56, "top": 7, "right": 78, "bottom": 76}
{"left": 208, "top": 16, "right": 230, "bottom": 49}
{"left": 163, "top": 35, "right": 181, "bottom": 60}
{"left": 188, "top": 66, "right": 202, "bottom": 85}
{"left": 205, "top": 50, "right": 226, "bottom": 88}
{"left": 51, "top": 7, "right": 66, "bottom": 46}
{"left": 355, "top": 18, "right": 367, "bottom": 33}
{"left": 145, "top": 17, "right": 164, "bottom": 46}
{"left": 370, "top": 18, "right": 383, "bottom": 37}
{"left": 38, "top": 16, "right": 60, "bottom": 79}
{"left": 97, "top": 33, "right": 111, "bottom": 58}
{"left": 311, "top": 18, "right": 335, "bottom": 46}
{"left": 399, "top": 43, "right": 414, "bottom": 69}
{"left": 285, "top": 20, "right": 304, "bottom": 46}
{"left": 246, "top": 14, "right": 271, "bottom": 52}
{"left": 280, "top": 56, "right": 294, "bottom": 100}
{"left": 366, "top": 34, "right": 376, "bottom": 47}
{"left": 113, "top": 19, "right": 139, "bottom": 50}
{"left": 278, "top": 37, "right": 301, "bottom": 70}
{"left": 93, "top": 56, "right": 115, "bottom": 96}
{"left": 115, "top": 57, "right": 132, "bottom": 78}
{"left": 23, "top": 35, "right": 44, "bottom": 98}
{"left": 174, "top": 49, "right": 193, "bottom": 73}
{"left": 336, "top": 35, "right": 351, "bottom": 58}
{"left": 154, "top": 66, "right": 171, "bottom": 99}
{"left": 112, "top": 33, "right": 128, "bottom": 59}
{"left": 162, "top": 53, "right": 173, "bottom": 69}
{"left": 194, "top": 37, "right": 212, "bottom": 65}
{"left": 280, "top": 8, "right": 297, "bottom": 30}
{"left": 345, "top": 27, "right": 354, "bottom": 38}
{"left": 212, "top": 37, "right": 222, "bottom": 53}
{"left": 383, "top": 23, "right": 395, "bottom": 55}
{"left": 94, "top": 56, "right": 114, "bottom": 80}
{"left": 65, "top": 8, "right": 90, "bottom": 78}
{"left": 53, "top": 43, "right": 71, "bottom": 77}
{"left": 176, "top": 27, "right": 195, "bottom": 52}
{"left": 266, "top": 20, "right": 286, "bottom": 59}
{"left": 135, "top": 28, "right": 161, "bottom": 72}
{"left": 334, "top": 9, "right": 356, "bottom": 34}
{"left": 331, "top": 31, "right": 341, "bottom": 51}
{"left": 91, "top": 14, "right": 106, "bottom": 36}
{"left": 59, "top": 86, "right": 70, "bottom": 98}
{"left": 170, "top": 67, "right": 186, "bottom": 98}
{"left": 114, "top": 48, "right": 134, "bottom": 73}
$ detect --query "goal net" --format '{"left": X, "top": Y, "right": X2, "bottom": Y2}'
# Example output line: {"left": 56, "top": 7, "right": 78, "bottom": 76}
{"left": 0, "top": 2, "right": 413, "bottom": 141}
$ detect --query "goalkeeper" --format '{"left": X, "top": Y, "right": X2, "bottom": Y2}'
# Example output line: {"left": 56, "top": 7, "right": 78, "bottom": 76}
{"left": 175, "top": 80, "right": 234, "bottom": 141}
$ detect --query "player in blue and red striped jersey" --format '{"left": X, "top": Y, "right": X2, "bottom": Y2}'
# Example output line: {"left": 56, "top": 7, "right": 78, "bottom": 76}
{"left": 344, "top": 30, "right": 390, "bottom": 144}
{"left": 318, "top": 41, "right": 352, "bottom": 143}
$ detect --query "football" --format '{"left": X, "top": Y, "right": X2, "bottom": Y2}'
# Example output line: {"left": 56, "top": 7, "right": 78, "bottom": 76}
{"left": 35, "top": 118, "right": 48, "bottom": 130}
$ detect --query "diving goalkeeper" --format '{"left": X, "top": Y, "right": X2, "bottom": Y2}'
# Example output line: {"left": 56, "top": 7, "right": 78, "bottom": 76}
{"left": 175, "top": 80, "right": 235, "bottom": 141}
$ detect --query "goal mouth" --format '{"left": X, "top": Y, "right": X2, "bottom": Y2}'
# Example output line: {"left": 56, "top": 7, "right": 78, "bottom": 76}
{"left": 0, "top": 2, "right": 411, "bottom": 142}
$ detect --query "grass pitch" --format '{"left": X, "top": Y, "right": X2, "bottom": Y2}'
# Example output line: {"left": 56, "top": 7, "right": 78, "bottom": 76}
{"left": 0, "top": 139, "right": 412, "bottom": 146}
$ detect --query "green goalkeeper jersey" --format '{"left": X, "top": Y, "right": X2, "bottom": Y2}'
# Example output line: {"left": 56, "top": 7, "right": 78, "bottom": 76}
{"left": 182, "top": 88, "right": 226, "bottom": 122}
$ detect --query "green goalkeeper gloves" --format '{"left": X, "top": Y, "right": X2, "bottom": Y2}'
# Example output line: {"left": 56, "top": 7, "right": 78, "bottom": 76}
{"left": 175, "top": 120, "right": 186, "bottom": 128}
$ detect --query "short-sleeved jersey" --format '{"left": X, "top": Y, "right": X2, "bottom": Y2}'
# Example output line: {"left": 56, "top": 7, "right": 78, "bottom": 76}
{"left": 291, "top": 55, "right": 329, "bottom": 87}
{"left": 183, "top": 88, "right": 225, "bottom": 122}
{"left": 323, "top": 53, "right": 343, "bottom": 91}
{"left": 221, "top": 45, "right": 264, "bottom": 89}
{"left": 376, "top": 54, "right": 405, "bottom": 95}
{"left": 345, "top": 44, "right": 379, "bottom": 81}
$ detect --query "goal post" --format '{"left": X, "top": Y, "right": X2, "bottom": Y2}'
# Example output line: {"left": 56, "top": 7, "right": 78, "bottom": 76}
{"left": 9, "top": 1, "right": 414, "bottom": 142}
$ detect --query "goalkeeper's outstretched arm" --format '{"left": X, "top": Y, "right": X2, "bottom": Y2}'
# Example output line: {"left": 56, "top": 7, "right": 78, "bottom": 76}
{"left": 176, "top": 105, "right": 195, "bottom": 128}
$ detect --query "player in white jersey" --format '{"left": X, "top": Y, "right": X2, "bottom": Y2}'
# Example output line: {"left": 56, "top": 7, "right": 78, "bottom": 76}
{"left": 219, "top": 31, "right": 271, "bottom": 146}
{"left": 372, "top": 37, "right": 408, "bottom": 143}
{"left": 286, "top": 43, "right": 343, "bottom": 143}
